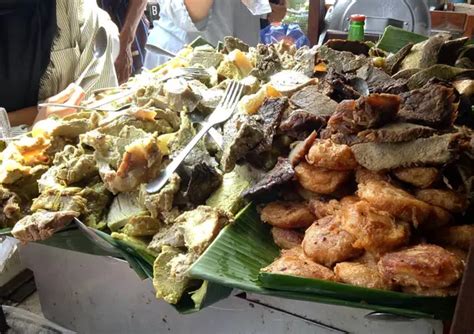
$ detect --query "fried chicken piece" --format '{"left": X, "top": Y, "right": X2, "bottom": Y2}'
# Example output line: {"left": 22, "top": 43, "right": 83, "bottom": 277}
{"left": 261, "top": 247, "right": 336, "bottom": 281}
{"left": 357, "top": 180, "right": 432, "bottom": 227}
{"left": 415, "top": 189, "right": 468, "bottom": 213}
{"left": 334, "top": 261, "right": 393, "bottom": 290}
{"left": 295, "top": 162, "right": 351, "bottom": 195}
{"left": 430, "top": 225, "right": 474, "bottom": 251}
{"left": 261, "top": 201, "right": 315, "bottom": 229}
{"left": 393, "top": 167, "right": 439, "bottom": 189}
{"left": 306, "top": 139, "right": 358, "bottom": 170}
{"left": 378, "top": 244, "right": 464, "bottom": 289}
{"left": 12, "top": 211, "right": 79, "bottom": 242}
{"left": 302, "top": 216, "right": 362, "bottom": 267}
{"left": 339, "top": 201, "right": 410, "bottom": 255}
{"left": 401, "top": 285, "right": 459, "bottom": 297}
{"left": 308, "top": 199, "right": 341, "bottom": 219}
{"left": 271, "top": 227, "right": 304, "bottom": 249}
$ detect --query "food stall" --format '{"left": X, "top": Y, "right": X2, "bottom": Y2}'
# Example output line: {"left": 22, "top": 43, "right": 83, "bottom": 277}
{"left": 1, "top": 1, "right": 473, "bottom": 333}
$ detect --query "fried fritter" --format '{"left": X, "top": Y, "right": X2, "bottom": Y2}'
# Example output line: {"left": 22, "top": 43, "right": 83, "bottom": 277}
{"left": 295, "top": 162, "right": 351, "bottom": 195}
{"left": 355, "top": 168, "right": 388, "bottom": 184}
{"left": 339, "top": 201, "right": 410, "bottom": 255}
{"left": 271, "top": 227, "right": 304, "bottom": 249}
{"left": 378, "top": 244, "right": 464, "bottom": 289}
{"left": 424, "top": 206, "right": 453, "bottom": 230}
{"left": 393, "top": 167, "right": 439, "bottom": 189}
{"left": 302, "top": 216, "right": 362, "bottom": 267}
{"left": 261, "top": 247, "right": 336, "bottom": 281}
{"left": 308, "top": 199, "right": 341, "bottom": 219}
{"left": 261, "top": 201, "right": 315, "bottom": 229}
{"left": 415, "top": 189, "right": 468, "bottom": 213}
{"left": 334, "top": 261, "right": 392, "bottom": 290}
{"left": 430, "top": 225, "right": 474, "bottom": 251}
{"left": 401, "top": 285, "right": 459, "bottom": 297}
{"left": 357, "top": 180, "right": 432, "bottom": 227}
{"left": 306, "top": 139, "right": 358, "bottom": 170}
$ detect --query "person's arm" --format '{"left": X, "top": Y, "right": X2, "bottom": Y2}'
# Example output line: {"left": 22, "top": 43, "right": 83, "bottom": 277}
{"left": 157, "top": 0, "right": 212, "bottom": 32}
{"left": 115, "top": 0, "right": 147, "bottom": 84}
{"left": 8, "top": 107, "right": 38, "bottom": 127}
{"left": 183, "top": 0, "right": 213, "bottom": 22}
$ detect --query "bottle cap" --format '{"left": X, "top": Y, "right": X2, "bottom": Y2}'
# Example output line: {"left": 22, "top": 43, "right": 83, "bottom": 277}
{"left": 350, "top": 14, "right": 366, "bottom": 22}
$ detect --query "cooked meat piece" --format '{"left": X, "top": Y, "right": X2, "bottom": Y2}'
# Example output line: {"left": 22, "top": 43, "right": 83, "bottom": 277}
{"left": 12, "top": 211, "right": 79, "bottom": 242}
{"left": 398, "top": 83, "right": 458, "bottom": 129}
{"left": 339, "top": 201, "right": 410, "bottom": 255}
{"left": 393, "top": 167, "right": 439, "bottom": 188}
{"left": 289, "top": 85, "right": 338, "bottom": 117}
{"left": 324, "top": 70, "right": 361, "bottom": 102}
{"left": 295, "top": 162, "right": 351, "bottom": 195}
{"left": 148, "top": 224, "right": 185, "bottom": 253}
{"left": 402, "top": 285, "right": 459, "bottom": 297}
{"left": 261, "top": 201, "right": 315, "bottom": 229}
{"left": 355, "top": 168, "right": 389, "bottom": 184}
{"left": 317, "top": 45, "right": 369, "bottom": 73}
{"left": 356, "top": 64, "right": 408, "bottom": 95}
{"left": 325, "top": 39, "right": 370, "bottom": 56}
{"left": 253, "top": 97, "right": 288, "bottom": 154}
{"left": 383, "top": 43, "right": 413, "bottom": 75}
{"left": 356, "top": 123, "right": 436, "bottom": 144}
{"left": 181, "top": 161, "right": 223, "bottom": 206}
{"left": 327, "top": 94, "right": 400, "bottom": 135}
{"left": 430, "top": 225, "right": 474, "bottom": 251}
{"left": 243, "top": 158, "right": 294, "bottom": 200}
{"left": 334, "top": 261, "right": 392, "bottom": 290}
{"left": 279, "top": 110, "right": 327, "bottom": 140}
{"left": 302, "top": 216, "right": 362, "bottom": 267}
{"left": 306, "top": 139, "right": 358, "bottom": 170}
{"left": 261, "top": 247, "right": 336, "bottom": 281}
{"left": 415, "top": 189, "right": 468, "bottom": 213}
{"left": 378, "top": 244, "right": 464, "bottom": 288}
{"left": 351, "top": 134, "right": 460, "bottom": 172}
{"left": 321, "top": 131, "right": 364, "bottom": 146}
{"left": 289, "top": 131, "right": 317, "bottom": 167}
{"left": 271, "top": 227, "right": 304, "bottom": 250}
{"left": 357, "top": 180, "right": 432, "bottom": 227}
{"left": 309, "top": 199, "right": 341, "bottom": 219}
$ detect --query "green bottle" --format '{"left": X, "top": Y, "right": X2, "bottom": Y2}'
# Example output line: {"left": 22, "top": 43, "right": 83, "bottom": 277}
{"left": 348, "top": 14, "right": 366, "bottom": 41}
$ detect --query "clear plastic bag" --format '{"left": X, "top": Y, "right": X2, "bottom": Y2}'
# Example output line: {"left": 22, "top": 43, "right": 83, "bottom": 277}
{"left": 260, "top": 23, "right": 310, "bottom": 48}
{"left": 241, "top": 0, "right": 272, "bottom": 15}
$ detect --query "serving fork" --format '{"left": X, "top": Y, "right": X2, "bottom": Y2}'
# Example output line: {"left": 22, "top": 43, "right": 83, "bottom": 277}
{"left": 146, "top": 80, "right": 244, "bottom": 194}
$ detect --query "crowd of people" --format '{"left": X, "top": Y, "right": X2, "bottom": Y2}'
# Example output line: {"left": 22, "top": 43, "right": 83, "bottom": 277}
{"left": 0, "top": 0, "right": 287, "bottom": 127}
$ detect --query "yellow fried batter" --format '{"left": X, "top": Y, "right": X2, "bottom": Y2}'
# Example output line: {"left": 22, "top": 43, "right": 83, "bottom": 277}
{"left": 295, "top": 162, "right": 351, "bottom": 195}
{"left": 271, "top": 227, "right": 304, "bottom": 249}
{"left": 308, "top": 199, "right": 341, "bottom": 219}
{"left": 261, "top": 201, "right": 315, "bottom": 229}
{"left": 306, "top": 139, "right": 358, "bottom": 171}
{"left": 357, "top": 180, "right": 432, "bottom": 227}
{"left": 261, "top": 247, "right": 336, "bottom": 281}
{"left": 393, "top": 167, "right": 439, "bottom": 189}
{"left": 378, "top": 244, "right": 464, "bottom": 289}
{"left": 334, "top": 261, "right": 393, "bottom": 290}
{"left": 339, "top": 201, "right": 410, "bottom": 255}
{"left": 415, "top": 189, "right": 468, "bottom": 213}
{"left": 302, "top": 216, "right": 362, "bottom": 267}
{"left": 430, "top": 225, "right": 474, "bottom": 251}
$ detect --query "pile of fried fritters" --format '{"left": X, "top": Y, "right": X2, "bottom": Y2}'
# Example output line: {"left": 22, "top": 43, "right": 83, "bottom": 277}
{"left": 260, "top": 89, "right": 474, "bottom": 297}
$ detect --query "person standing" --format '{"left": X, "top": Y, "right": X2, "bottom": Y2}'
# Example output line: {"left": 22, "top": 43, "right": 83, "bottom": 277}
{"left": 98, "top": 0, "right": 149, "bottom": 84}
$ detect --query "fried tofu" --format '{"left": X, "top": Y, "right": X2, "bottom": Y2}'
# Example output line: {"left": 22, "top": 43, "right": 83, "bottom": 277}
{"left": 357, "top": 180, "right": 432, "bottom": 227}
{"left": 308, "top": 199, "right": 341, "bottom": 219}
{"left": 302, "top": 216, "right": 362, "bottom": 267}
{"left": 261, "top": 247, "right": 336, "bottom": 281}
{"left": 271, "top": 227, "right": 304, "bottom": 249}
{"left": 378, "top": 244, "right": 464, "bottom": 289}
{"left": 295, "top": 162, "right": 351, "bottom": 195}
{"left": 393, "top": 167, "right": 439, "bottom": 189}
{"left": 415, "top": 189, "right": 468, "bottom": 213}
{"left": 334, "top": 261, "right": 393, "bottom": 290}
{"left": 306, "top": 139, "right": 358, "bottom": 170}
{"left": 261, "top": 201, "right": 315, "bottom": 229}
{"left": 430, "top": 225, "right": 474, "bottom": 251}
{"left": 339, "top": 201, "right": 410, "bottom": 255}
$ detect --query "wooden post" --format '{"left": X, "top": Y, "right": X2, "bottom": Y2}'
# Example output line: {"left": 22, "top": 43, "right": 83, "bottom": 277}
{"left": 308, "top": 0, "right": 322, "bottom": 46}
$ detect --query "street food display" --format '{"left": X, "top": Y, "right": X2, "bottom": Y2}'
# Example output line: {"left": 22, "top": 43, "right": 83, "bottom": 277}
{"left": 1, "top": 31, "right": 473, "bottom": 313}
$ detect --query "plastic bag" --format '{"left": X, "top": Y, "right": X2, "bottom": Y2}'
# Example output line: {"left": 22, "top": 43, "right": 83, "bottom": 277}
{"left": 241, "top": 0, "right": 272, "bottom": 15}
{"left": 260, "top": 23, "right": 310, "bottom": 49}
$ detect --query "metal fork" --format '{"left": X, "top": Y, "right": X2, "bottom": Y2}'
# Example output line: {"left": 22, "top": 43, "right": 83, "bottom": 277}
{"left": 146, "top": 80, "right": 244, "bottom": 194}
{"left": 37, "top": 102, "right": 131, "bottom": 112}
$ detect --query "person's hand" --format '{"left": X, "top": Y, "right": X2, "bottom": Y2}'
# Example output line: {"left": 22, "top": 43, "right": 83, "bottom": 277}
{"left": 115, "top": 45, "right": 133, "bottom": 84}
{"left": 34, "top": 83, "right": 85, "bottom": 123}
{"left": 268, "top": 0, "right": 287, "bottom": 23}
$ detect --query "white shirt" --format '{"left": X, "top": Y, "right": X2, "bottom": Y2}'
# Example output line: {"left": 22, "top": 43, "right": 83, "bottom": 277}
{"left": 144, "top": 0, "right": 261, "bottom": 69}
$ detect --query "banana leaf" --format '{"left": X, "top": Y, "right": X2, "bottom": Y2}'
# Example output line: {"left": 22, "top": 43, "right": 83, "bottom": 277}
{"left": 377, "top": 26, "right": 427, "bottom": 53}
{"left": 190, "top": 203, "right": 456, "bottom": 320}
{"left": 0, "top": 227, "right": 12, "bottom": 236}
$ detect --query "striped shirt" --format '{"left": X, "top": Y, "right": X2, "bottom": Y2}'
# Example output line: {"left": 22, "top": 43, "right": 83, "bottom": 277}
{"left": 39, "top": 0, "right": 119, "bottom": 101}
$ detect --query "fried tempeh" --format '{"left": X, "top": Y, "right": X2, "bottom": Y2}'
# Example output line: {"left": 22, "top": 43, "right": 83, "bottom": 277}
{"left": 295, "top": 162, "right": 351, "bottom": 195}
{"left": 261, "top": 201, "right": 315, "bottom": 229}
{"left": 334, "top": 261, "right": 393, "bottom": 290}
